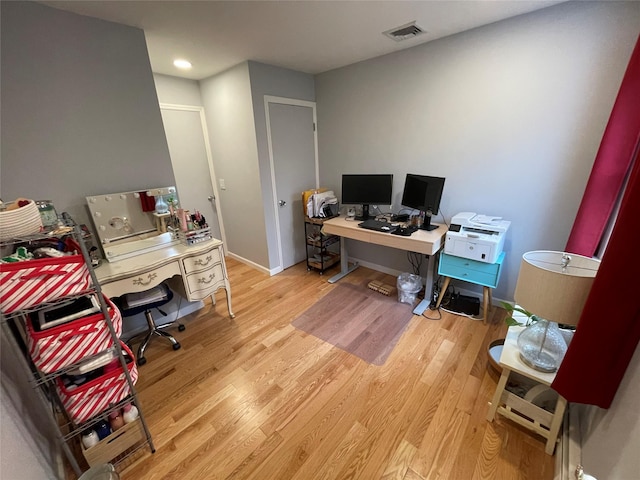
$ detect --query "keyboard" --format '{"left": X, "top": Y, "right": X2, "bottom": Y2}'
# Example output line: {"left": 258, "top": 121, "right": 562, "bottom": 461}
{"left": 358, "top": 219, "right": 397, "bottom": 233}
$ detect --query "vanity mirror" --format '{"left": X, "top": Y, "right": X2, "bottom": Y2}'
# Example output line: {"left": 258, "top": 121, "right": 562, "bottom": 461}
{"left": 86, "top": 187, "right": 180, "bottom": 262}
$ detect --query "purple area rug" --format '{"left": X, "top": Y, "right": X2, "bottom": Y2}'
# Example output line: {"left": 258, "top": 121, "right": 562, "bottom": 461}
{"left": 292, "top": 282, "right": 415, "bottom": 365}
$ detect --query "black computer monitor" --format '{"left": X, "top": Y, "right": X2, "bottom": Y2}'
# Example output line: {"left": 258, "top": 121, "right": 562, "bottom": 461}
{"left": 401, "top": 174, "right": 446, "bottom": 231}
{"left": 341, "top": 174, "right": 393, "bottom": 220}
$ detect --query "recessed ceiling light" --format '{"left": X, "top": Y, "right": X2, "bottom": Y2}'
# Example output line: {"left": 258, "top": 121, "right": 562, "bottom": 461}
{"left": 173, "top": 59, "right": 192, "bottom": 70}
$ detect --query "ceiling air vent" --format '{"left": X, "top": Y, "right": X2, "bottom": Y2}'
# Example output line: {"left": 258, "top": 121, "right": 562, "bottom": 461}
{"left": 383, "top": 22, "right": 427, "bottom": 42}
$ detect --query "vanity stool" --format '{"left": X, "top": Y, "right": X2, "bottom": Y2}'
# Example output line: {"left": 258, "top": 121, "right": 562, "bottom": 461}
{"left": 117, "top": 283, "right": 185, "bottom": 366}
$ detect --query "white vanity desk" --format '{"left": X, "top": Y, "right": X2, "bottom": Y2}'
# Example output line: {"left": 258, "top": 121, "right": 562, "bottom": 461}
{"left": 95, "top": 238, "right": 234, "bottom": 319}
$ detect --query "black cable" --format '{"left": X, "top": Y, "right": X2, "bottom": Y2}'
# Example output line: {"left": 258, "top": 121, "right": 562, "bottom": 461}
{"left": 438, "top": 206, "right": 450, "bottom": 230}
{"left": 406, "top": 251, "right": 423, "bottom": 276}
{"left": 422, "top": 308, "right": 442, "bottom": 320}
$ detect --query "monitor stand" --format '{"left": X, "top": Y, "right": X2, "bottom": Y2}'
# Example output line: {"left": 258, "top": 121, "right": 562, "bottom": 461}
{"left": 355, "top": 204, "right": 371, "bottom": 221}
{"left": 420, "top": 211, "right": 439, "bottom": 231}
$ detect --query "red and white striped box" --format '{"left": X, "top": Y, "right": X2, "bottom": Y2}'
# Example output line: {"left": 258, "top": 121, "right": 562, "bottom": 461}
{"left": 0, "top": 254, "right": 92, "bottom": 314}
{"left": 26, "top": 295, "right": 122, "bottom": 374}
{"left": 55, "top": 342, "right": 138, "bottom": 424}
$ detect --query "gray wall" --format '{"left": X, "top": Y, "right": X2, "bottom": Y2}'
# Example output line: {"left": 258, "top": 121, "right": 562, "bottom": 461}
{"left": 1, "top": 333, "right": 60, "bottom": 479}
{"left": 2, "top": 1, "right": 638, "bottom": 477}
{"left": 0, "top": 2, "right": 176, "bottom": 475}
{"left": 247, "top": 62, "right": 315, "bottom": 270}
{"left": 196, "top": 62, "right": 316, "bottom": 272}
{"left": 0, "top": 2, "right": 175, "bottom": 230}
{"left": 153, "top": 73, "right": 203, "bottom": 106}
{"left": 578, "top": 345, "right": 640, "bottom": 480}
{"left": 199, "top": 63, "right": 270, "bottom": 270}
{"left": 315, "top": 2, "right": 640, "bottom": 477}
{"left": 316, "top": 1, "right": 640, "bottom": 301}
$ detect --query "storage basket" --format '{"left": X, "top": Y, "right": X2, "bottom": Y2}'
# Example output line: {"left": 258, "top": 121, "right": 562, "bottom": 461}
{"left": 0, "top": 199, "right": 42, "bottom": 241}
{"left": 0, "top": 253, "right": 92, "bottom": 314}
{"left": 81, "top": 418, "right": 145, "bottom": 468}
{"left": 56, "top": 342, "right": 138, "bottom": 424}
{"left": 26, "top": 295, "right": 122, "bottom": 373}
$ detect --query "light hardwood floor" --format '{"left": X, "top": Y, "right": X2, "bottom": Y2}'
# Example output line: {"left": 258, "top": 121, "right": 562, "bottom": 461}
{"left": 114, "top": 258, "right": 555, "bottom": 480}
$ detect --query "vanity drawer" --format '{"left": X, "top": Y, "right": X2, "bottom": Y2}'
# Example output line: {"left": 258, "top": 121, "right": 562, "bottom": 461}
{"left": 182, "top": 247, "right": 222, "bottom": 274}
{"left": 100, "top": 262, "right": 181, "bottom": 298}
{"left": 184, "top": 263, "right": 225, "bottom": 299}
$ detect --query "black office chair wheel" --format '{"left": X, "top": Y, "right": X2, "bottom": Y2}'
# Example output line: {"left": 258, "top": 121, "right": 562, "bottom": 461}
{"left": 172, "top": 342, "right": 181, "bottom": 351}
{"left": 178, "top": 324, "right": 186, "bottom": 332}
{"left": 137, "top": 357, "right": 147, "bottom": 366}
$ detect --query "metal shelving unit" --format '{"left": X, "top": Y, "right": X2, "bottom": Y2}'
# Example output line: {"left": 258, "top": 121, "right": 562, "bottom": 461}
{"left": 304, "top": 216, "right": 340, "bottom": 274}
{"left": 0, "top": 226, "right": 155, "bottom": 477}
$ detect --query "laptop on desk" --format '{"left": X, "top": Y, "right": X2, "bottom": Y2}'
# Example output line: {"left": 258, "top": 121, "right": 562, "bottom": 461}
{"left": 358, "top": 219, "right": 397, "bottom": 233}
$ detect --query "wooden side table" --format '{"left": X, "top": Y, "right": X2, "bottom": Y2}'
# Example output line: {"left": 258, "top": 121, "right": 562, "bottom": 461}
{"left": 486, "top": 326, "right": 567, "bottom": 455}
{"left": 435, "top": 251, "right": 505, "bottom": 323}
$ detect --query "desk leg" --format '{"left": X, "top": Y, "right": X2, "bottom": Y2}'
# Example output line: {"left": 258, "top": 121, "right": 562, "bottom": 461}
{"left": 487, "top": 367, "right": 510, "bottom": 421}
{"left": 413, "top": 298, "right": 430, "bottom": 315}
{"left": 328, "top": 237, "right": 359, "bottom": 284}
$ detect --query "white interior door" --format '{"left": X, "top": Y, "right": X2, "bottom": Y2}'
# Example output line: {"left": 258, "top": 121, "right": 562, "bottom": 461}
{"left": 266, "top": 98, "right": 318, "bottom": 270}
{"left": 160, "top": 105, "right": 223, "bottom": 242}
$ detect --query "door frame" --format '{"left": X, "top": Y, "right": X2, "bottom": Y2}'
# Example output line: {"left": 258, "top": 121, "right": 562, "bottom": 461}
{"left": 159, "top": 103, "right": 227, "bottom": 246}
{"left": 264, "top": 95, "right": 319, "bottom": 272}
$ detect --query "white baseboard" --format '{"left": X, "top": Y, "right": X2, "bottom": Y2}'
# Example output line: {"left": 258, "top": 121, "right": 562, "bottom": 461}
{"left": 349, "top": 256, "right": 405, "bottom": 278}
{"left": 225, "top": 251, "right": 273, "bottom": 275}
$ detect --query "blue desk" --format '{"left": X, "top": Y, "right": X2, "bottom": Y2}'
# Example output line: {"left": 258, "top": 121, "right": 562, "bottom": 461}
{"left": 434, "top": 251, "right": 505, "bottom": 323}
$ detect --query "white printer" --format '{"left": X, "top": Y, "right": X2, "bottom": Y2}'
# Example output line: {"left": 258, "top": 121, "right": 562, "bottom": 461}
{"left": 444, "top": 212, "right": 510, "bottom": 264}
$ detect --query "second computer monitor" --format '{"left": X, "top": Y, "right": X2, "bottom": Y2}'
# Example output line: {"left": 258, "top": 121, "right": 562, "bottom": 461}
{"left": 401, "top": 174, "right": 446, "bottom": 230}
{"left": 341, "top": 174, "right": 393, "bottom": 221}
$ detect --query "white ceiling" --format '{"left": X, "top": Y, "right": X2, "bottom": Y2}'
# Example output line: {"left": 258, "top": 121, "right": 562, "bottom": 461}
{"left": 42, "top": 1, "right": 564, "bottom": 81}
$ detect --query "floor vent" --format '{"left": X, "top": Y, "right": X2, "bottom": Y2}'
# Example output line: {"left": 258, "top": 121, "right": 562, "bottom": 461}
{"left": 383, "top": 21, "right": 427, "bottom": 42}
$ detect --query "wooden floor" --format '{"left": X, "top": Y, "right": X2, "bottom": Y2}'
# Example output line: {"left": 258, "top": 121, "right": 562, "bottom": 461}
{"left": 113, "top": 258, "right": 555, "bottom": 480}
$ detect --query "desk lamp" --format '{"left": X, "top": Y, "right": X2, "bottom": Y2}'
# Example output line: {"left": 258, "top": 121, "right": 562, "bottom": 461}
{"left": 513, "top": 251, "right": 600, "bottom": 373}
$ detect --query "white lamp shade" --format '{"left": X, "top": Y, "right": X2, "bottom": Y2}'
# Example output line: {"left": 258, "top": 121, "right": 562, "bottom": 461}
{"left": 514, "top": 251, "right": 600, "bottom": 326}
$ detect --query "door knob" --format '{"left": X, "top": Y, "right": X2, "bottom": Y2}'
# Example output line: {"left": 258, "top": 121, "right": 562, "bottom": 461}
{"left": 279, "top": 200, "right": 287, "bottom": 207}
{"left": 208, "top": 195, "right": 214, "bottom": 201}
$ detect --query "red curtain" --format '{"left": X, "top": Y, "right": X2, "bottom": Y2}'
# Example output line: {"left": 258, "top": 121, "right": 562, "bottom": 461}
{"left": 553, "top": 151, "right": 639, "bottom": 408}
{"left": 565, "top": 35, "right": 640, "bottom": 256}
{"left": 553, "top": 36, "right": 640, "bottom": 408}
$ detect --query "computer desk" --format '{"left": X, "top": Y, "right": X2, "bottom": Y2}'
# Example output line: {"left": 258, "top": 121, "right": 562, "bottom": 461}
{"left": 321, "top": 216, "right": 446, "bottom": 315}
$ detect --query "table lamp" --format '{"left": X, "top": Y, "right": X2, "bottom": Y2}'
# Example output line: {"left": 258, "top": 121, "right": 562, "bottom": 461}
{"left": 513, "top": 251, "right": 600, "bottom": 373}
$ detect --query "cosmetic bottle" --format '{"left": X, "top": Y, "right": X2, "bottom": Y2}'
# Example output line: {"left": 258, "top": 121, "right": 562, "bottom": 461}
{"left": 94, "top": 419, "right": 111, "bottom": 440}
{"left": 109, "top": 409, "right": 125, "bottom": 431}
{"left": 178, "top": 209, "right": 188, "bottom": 231}
{"left": 81, "top": 429, "right": 99, "bottom": 449}
{"left": 123, "top": 403, "right": 139, "bottom": 424}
